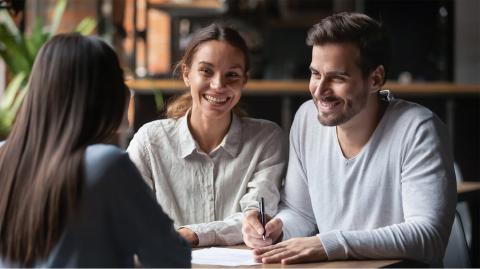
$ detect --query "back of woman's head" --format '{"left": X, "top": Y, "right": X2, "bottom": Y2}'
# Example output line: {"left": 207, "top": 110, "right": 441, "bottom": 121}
{"left": 26, "top": 33, "right": 127, "bottom": 144}
{"left": 0, "top": 33, "right": 127, "bottom": 266}
{"left": 166, "top": 22, "right": 249, "bottom": 119}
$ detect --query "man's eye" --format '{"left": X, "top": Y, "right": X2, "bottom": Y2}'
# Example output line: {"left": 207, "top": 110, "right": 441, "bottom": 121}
{"left": 332, "top": 76, "right": 346, "bottom": 82}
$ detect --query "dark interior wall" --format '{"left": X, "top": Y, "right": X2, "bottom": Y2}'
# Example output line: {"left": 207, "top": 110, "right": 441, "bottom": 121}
{"left": 365, "top": 0, "right": 454, "bottom": 82}
{"left": 137, "top": 0, "right": 479, "bottom": 180}
{"left": 254, "top": 0, "right": 454, "bottom": 82}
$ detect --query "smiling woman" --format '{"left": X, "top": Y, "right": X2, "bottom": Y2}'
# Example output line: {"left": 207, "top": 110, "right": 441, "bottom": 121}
{"left": 127, "top": 23, "right": 288, "bottom": 247}
{"left": 166, "top": 23, "right": 250, "bottom": 121}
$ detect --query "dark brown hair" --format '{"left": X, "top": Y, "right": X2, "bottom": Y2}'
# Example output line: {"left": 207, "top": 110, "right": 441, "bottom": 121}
{"left": 166, "top": 22, "right": 249, "bottom": 119}
{"left": 0, "top": 33, "right": 128, "bottom": 266}
{"left": 306, "top": 12, "right": 391, "bottom": 84}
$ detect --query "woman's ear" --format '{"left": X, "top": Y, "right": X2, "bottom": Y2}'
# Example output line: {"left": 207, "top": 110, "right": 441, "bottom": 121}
{"left": 182, "top": 64, "right": 190, "bottom": 86}
{"left": 369, "top": 65, "right": 385, "bottom": 93}
{"left": 243, "top": 71, "right": 250, "bottom": 84}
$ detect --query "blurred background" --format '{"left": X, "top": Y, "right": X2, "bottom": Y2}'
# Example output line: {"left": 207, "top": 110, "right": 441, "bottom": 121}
{"left": 0, "top": 0, "right": 478, "bottom": 179}
{"left": 0, "top": 0, "right": 479, "bottom": 266}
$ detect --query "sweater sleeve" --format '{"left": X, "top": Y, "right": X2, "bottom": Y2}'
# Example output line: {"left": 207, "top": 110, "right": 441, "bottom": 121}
{"left": 276, "top": 108, "right": 318, "bottom": 239}
{"left": 319, "top": 116, "right": 456, "bottom": 266}
{"left": 104, "top": 153, "right": 191, "bottom": 267}
{"left": 184, "top": 126, "right": 288, "bottom": 246}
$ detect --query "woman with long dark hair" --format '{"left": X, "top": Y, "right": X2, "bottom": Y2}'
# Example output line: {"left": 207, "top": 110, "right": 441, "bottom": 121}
{"left": 0, "top": 34, "right": 190, "bottom": 267}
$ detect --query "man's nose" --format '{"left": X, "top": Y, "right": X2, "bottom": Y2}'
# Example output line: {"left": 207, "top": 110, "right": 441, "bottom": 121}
{"left": 311, "top": 79, "right": 328, "bottom": 100}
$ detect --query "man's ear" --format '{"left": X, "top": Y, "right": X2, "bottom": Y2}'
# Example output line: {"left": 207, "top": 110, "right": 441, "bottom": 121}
{"left": 369, "top": 65, "right": 385, "bottom": 93}
{"left": 182, "top": 64, "right": 190, "bottom": 86}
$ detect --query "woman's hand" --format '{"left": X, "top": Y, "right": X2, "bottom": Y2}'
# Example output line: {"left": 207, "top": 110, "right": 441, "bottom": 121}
{"left": 178, "top": 227, "right": 199, "bottom": 246}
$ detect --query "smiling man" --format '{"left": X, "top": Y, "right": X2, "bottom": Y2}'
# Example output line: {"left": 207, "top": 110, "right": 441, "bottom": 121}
{"left": 242, "top": 12, "right": 456, "bottom": 267}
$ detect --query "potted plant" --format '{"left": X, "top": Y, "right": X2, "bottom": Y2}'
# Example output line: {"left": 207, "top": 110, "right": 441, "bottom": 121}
{"left": 0, "top": 0, "right": 96, "bottom": 139}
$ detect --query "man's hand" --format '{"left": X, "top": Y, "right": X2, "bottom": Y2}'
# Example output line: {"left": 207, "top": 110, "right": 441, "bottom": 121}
{"left": 177, "top": 227, "right": 199, "bottom": 246}
{"left": 253, "top": 236, "right": 327, "bottom": 264}
{"left": 242, "top": 210, "right": 283, "bottom": 248}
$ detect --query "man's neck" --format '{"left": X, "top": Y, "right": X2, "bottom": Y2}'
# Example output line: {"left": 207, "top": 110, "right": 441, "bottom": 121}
{"left": 336, "top": 96, "right": 386, "bottom": 159}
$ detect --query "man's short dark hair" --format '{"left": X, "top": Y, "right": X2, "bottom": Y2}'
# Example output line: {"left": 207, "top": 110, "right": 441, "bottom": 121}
{"left": 307, "top": 12, "right": 391, "bottom": 84}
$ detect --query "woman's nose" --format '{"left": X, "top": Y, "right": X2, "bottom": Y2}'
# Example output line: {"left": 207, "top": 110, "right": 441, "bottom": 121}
{"left": 210, "top": 74, "right": 226, "bottom": 89}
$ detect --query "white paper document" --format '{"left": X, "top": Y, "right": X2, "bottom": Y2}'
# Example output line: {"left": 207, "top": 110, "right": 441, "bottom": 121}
{"left": 192, "top": 247, "right": 261, "bottom": 266}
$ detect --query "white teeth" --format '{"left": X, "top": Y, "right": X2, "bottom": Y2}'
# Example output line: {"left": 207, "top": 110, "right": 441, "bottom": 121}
{"left": 320, "top": 100, "right": 337, "bottom": 108}
{"left": 204, "top": 94, "right": 228, "bottom": 104}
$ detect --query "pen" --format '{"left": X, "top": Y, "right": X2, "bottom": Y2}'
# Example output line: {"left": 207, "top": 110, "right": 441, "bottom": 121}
{"left": 260, "top": 197, "right": 266, "bottom": 240}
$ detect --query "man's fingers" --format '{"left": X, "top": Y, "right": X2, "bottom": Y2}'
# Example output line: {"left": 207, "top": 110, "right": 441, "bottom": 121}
{"left": 266, "top": 217, "right": 282, "bottom": 229}
{"left": 243, "top": 218, "right": 264, "bottom": 240}
{"left": 265, "top": 218, "right": 282, "bottom": 239}
{"left": 262, "top": 250, "right": 294, "bottom": 264}
{"left": 253, "top": 244, "right": 278, "bottom": 255}
{"left": 247, "top": 236, "right": 272, "bottom": 248}
{"left": 282, "top": 251, "right": 323, "bottom": 264}
{"left": 245, "top": 210, "right": 265, "bottom": 235}
{"left": 281, "top": 253, "right": 304, "bottom": 264}
{"left": 258, "top": 246, "right": 286, "bottom": 258}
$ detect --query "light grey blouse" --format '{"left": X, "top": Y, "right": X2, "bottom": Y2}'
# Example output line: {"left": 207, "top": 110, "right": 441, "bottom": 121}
{"left": 127, "top": 112, "right": 288, "bottom": 246}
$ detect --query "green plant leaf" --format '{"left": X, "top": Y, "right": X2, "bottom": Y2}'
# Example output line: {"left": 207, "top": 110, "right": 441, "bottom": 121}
{"left": 10, "top": 84, "right": 28, "bottom": 115}
{"left": 0, "top": 25, "right": 31, "bottom": 75}
{"left": 48, "top": 0, "right": 67, "bottom": 37}
{"left": 0, "top": 73, "right": 27, "bottom": 110}
{"left": 0, "top": 0, "right": 99, "bottom": 139}
{"left": 0, "top": 74, "right": 28, "bottom": 139}
{"left": 25, "top": 18, "right": 49, "bottom": 61}
{"left": 0, "top": 10, "right": 21, "bottom": 39}
{"left": 154, "top": 92, "right": 164, "bottom": 111}
{"left": 74, "top": 17, "right": 97, "bottom": 35}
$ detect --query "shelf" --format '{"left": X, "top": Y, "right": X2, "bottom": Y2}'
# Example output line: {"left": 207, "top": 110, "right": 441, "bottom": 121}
{"left": 126, "top": 79, "right": 480, "bottom": 96}
{"left": 147, "top": 0, "right": 225, "bottom": 16}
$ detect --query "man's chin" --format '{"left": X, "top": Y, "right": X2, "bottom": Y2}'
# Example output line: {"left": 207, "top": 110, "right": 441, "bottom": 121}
{"left": 317, "top": 114, "right": 344, "bottom": 126}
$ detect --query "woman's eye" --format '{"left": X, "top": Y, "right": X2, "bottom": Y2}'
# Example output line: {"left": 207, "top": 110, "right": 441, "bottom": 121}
{"left": 226, "top": 72, "right": 241, "bottom": 78}
{"left": 199, "top": 68, "right": 212, "bottom": 76}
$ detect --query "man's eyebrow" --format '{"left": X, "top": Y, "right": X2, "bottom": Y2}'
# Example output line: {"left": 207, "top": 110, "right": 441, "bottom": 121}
{"left": 327, "top": 71, "right": 350, "bottom": 76}
{"left": 309, "top": 67, "right": 350, "bottom": 76}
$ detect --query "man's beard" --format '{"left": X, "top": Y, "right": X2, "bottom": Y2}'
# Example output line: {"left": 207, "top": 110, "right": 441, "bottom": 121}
{"left": 314, "top": 89, "right": 369, "bottom": 126}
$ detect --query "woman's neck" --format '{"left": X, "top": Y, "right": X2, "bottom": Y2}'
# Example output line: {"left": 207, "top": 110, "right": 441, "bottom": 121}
{"left": 188, "top": 110, "right": 232, "bottom": 154}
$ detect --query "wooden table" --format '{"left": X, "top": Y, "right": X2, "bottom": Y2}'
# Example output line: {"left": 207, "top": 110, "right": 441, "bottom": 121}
{"left": 193, "top": 259, "right": 416, "bottom": 268}
{"left": 192, "top": 244, "right": 420, "bottom": 268}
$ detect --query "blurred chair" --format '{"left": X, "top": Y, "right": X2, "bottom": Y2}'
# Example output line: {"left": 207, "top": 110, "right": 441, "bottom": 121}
{"left": 455, "top": 163, "right": 472, "bottom": 248}
{"left": 444, "top": 211, "right": 471, "bottom": 268}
